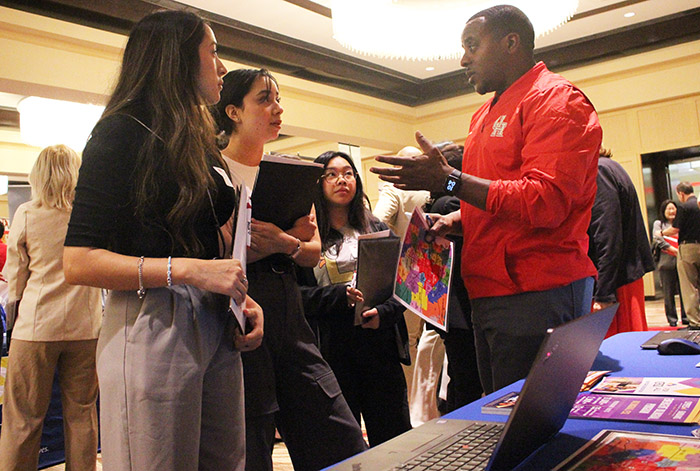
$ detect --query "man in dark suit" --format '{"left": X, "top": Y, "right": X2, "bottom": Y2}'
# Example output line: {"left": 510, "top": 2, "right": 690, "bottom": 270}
{"left": 662, "top": 181, "right": 700, "bottom": 329}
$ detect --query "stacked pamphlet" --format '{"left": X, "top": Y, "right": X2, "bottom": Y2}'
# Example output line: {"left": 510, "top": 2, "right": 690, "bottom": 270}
{"left": 481, "top": 371, "right": 610, "bottom": 415}
{"left": 569, "top": 393, "right": 700, "bottom": 424}
{"left": 483, "top": 375, "right": 700, "bottom": 424}
{"left": 589, "top": 377, "right": 700, "bottom": 396}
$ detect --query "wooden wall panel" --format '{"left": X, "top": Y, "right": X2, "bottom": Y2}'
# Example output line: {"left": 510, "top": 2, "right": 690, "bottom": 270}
{"left": 599, "top": 112, "right": 633, "bottom": 152}
{"left": 637, "top": 101, "right": 700, "bottom": 152}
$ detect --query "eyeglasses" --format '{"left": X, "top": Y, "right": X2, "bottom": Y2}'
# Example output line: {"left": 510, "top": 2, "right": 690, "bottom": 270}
{"left": 321, "top": 169, "right": 356, "bottom": 182}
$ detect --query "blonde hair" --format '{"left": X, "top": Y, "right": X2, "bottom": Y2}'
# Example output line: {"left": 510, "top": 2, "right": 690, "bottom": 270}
{"left": 29, "top": 144, "right": 81, "bottom": 210}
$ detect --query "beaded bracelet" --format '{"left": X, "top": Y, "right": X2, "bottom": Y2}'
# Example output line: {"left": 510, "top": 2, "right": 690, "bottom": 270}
{"left": 167, "top": 256, "right": 172, "bottom": 287}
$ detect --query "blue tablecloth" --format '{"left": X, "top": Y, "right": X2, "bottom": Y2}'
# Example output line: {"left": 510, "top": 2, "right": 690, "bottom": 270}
{"left": 443, "top": 331, "right": 700, "bottom": 470}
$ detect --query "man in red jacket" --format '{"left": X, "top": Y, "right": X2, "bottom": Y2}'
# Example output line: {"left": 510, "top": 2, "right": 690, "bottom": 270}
{"left": 372, "top": 5, "right": 601, "bottom": 394}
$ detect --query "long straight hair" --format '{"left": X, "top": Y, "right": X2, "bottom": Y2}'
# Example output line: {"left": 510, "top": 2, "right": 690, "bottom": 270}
{"left": 29, "top": 144, "right": 81, "bottom": 210}
{"left": 313, "top": 151, "right": 374, "bottom": 251}
{"left": 99, "top": 10, "right": 226, "bottom": 256}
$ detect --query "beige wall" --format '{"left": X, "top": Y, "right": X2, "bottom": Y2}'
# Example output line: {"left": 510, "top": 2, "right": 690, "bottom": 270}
{"left": 2, "top": 5, "right": 700, "bottom": 294}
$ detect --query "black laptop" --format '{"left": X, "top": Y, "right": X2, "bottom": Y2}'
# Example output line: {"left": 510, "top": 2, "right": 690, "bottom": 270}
{"left": 324, "top": 305, "right": 618, "bottom": 471}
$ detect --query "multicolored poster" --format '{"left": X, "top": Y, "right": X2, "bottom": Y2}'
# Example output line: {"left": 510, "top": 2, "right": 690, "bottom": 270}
{"left": 394, "top": 207, "right": 453, "bottom": 330}
{"left": 554, "top": 430, "right": 700, "bottom": 470}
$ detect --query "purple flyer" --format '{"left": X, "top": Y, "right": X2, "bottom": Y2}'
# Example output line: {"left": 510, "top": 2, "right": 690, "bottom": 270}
{"left": 570, "top": 393, "right": 700, "bottom": 423}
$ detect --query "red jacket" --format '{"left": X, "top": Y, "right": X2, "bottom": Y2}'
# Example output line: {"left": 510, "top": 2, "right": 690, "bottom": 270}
{"left": 460, "top": 62, "right": 601, "bottom": 299}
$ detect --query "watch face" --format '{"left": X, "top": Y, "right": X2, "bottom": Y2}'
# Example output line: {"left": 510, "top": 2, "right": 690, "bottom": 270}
{"left": 445, "top": 172, "right": 461, "bottom": 194}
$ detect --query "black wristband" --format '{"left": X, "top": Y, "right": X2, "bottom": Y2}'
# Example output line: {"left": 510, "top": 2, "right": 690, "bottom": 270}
{"left": 444, "top": 169, "right": 462, "bottom": 196}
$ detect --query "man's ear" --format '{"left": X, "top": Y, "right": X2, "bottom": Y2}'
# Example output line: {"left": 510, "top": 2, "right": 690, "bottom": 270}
{"left": 504, "top": 32, "right": 520, "bottom": 54}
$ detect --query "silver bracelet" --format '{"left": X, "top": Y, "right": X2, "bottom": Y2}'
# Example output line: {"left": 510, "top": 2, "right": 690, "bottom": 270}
{"left": 137, "top": 256, "right": 146, "bottom": 299}
{"left": 167, "top": 256, "right": 172, "bottom": 287}
{"left": 289, "top": 238, "right": 302, "bottom": 259}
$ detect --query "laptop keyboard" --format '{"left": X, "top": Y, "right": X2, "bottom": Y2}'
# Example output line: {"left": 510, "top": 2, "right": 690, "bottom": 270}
{"left": 390, "top": 422, "right": 504, "bottom": 470}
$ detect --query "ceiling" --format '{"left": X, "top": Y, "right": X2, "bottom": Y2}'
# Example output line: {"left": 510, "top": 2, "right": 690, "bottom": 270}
{"left": 2, "top": 0, "right": 700, "bottom": 106}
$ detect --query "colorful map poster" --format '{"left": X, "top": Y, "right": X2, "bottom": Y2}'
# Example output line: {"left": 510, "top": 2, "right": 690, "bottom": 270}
{"left": 393, "top": 207, "right": 453, "bottom": 330}
{"left": 554, "top": 430, "right": 700, "bottom": 470}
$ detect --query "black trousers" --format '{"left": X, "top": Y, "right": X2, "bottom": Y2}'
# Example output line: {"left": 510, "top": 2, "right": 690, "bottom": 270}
{"left": 659, "top": 265, "right": 687, "bottom": 325}
{"left": 443, "top": 328, "right": 483, "bottom": 412}
{"left": 329, "top": 327, "right": 411, "bottom": 447}
{"left": 242, "top": 259, "right": 366, "bottom": 471}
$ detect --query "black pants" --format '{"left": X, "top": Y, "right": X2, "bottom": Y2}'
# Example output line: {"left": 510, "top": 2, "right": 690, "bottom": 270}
{"left": 330, "top": 327, "right": 411, "bottom": 447}
{"left": 443, "top": 328, "right": 483, "bottom": 412}
{"left": 242, "top": 259, "right": 366, "bottom": 471}
{"left": 659, "top": 266, "right": 687, "bottom": 325}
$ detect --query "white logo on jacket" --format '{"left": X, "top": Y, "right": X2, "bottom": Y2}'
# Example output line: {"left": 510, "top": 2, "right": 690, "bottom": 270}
{"left": 491, "top": 115, "right": 508, "bottom": 137}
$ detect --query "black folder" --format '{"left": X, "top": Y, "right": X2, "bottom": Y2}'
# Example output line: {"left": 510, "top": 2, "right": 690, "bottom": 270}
{"left": 251, "top": 154, "right": 324, "bottom": 230}
{"left": 355, "top": 230, "right": 401, "bottom": 325}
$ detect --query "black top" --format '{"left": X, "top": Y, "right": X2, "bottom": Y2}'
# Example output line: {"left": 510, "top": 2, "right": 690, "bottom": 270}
{"left": 674, "top": 195, "right": 700, "bottom": 244}
{"left": 296, "top": 219, "right": 410, "bottom": 365}
{"left": 588, "top": 157, "right": 654, "bottom": 303}
{"left": 65, "top": 111, "right": 235, "bottom": 259}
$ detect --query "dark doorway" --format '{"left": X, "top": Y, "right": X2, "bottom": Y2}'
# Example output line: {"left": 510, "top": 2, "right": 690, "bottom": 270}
{"left": 642, "top": 145, "right": 700, "bottom": 297}
{"left": 642, "top": 145, "right": 700, "bottom": 234}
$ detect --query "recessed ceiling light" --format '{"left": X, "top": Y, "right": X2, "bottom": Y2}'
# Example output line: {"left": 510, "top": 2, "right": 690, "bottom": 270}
{"left": 624, "top": 12, "right": 635, "bottom": 18}
{"left": 426, "top": 66, "right": 435, "bottom": 71}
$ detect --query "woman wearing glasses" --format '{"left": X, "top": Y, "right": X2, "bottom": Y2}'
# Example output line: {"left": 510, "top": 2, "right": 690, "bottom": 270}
{"left": 212, "top": 69, "right": 366, "bottom": 471}
{"left": 297, "top": 151, "right": 411, "bottom": 446}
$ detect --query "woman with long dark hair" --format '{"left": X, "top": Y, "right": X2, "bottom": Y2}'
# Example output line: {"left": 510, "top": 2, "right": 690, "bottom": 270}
{"left": 212, "top": 69, "right": 366, "bottom": 471}
{"left": 63, "top": 11, "right": 262, "bottom": 471}
{"left": 653, "top": 199, "right": 687, "bottom": 326}
{"left": 298, "top": 151, "right": 411, "bottom": 446}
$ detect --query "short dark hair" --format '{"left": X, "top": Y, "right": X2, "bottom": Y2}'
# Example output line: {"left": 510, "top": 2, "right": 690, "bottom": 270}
{"left": 469, "top": 4, "right": 535, "bottom": 52}
{"left": 677, "top": 181, "right": 694, "bottom": 195}
{"left": 659, "top": 199, "right": 677, "bottom": 224}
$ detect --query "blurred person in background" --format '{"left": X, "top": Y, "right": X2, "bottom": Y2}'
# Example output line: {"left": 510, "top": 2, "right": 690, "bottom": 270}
{"left": 652, "top": 199, "right": 687, "bottom": 327}
{"left": 662, "top": 182, "right": 700, "bottom": 330}
{"left": 0, "top": 145, "right": 102, "bottom": 471}
{"left": 588, "top": 147, "right": 654, "bottom": 337}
